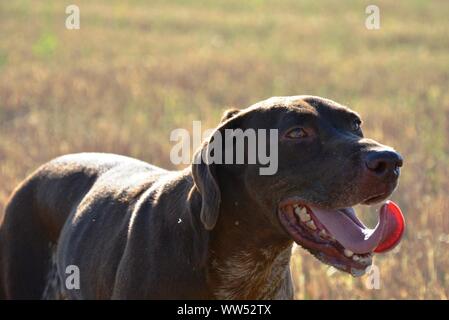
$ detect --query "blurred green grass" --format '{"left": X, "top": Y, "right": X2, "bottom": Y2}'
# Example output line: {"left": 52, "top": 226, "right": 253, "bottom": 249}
{"left": 0, "top": 0, "right": 448, "bottom": 299}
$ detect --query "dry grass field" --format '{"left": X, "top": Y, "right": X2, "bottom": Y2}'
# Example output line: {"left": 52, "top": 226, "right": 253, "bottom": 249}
{"left": 1, "top": 0, "right": 449, "bottom": 299}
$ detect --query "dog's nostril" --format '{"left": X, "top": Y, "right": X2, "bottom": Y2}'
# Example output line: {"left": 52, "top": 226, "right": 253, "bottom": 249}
{"left": 365, "top": 150, "right": 403, "bottom": 177}
{"left": 366, "top": 159, "right": 387, "bottom": 175}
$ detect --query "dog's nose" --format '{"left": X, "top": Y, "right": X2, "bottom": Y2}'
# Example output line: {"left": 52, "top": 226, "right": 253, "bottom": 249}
{"left": 364, "top": 150, "right": 403, "bottom": 179}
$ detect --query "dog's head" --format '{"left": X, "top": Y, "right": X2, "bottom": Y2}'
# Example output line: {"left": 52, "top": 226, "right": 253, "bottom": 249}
{"left": 190, "top": 96, "right": 404, "bottom": 276}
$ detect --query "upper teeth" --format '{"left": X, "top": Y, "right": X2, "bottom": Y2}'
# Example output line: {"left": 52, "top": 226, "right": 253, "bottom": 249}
{"left": 319, "top": 230, "right": 328, "bottom": 238}
{"left": 294, "top": 206, "right": 311, "bottom": 222}
{"left": 344, "top": 249, "right": 354, "bottom": 257}
{"left": 306, "top": 220, "right": 317, "bottom": 230}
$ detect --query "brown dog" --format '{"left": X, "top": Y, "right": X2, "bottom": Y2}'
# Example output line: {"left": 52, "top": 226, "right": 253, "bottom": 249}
{"left": 0, "top": 96, "right": 403, "bottom": 299}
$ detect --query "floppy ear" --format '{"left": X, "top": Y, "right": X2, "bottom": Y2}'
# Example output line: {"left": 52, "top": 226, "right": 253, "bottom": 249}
{"left": 190, "top": 144, "right": 221, "bottom": 230}
{"left": 189, "top": 107, "right": 242, "bottom": 230}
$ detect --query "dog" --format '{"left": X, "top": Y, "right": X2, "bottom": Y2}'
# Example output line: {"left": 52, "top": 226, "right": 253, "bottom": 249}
{"left": 0, "top": 95, "right": 404, "bottom": 299}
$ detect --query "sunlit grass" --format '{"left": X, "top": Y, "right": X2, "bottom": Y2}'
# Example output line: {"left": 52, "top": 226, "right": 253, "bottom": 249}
{"left": 0, "top": 0, "right": 448, "bottom": 299}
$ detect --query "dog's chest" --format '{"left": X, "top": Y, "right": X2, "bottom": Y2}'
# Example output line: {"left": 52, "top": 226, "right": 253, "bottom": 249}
{"left": 211, "top": 246, "right": 293, "bottom": 300}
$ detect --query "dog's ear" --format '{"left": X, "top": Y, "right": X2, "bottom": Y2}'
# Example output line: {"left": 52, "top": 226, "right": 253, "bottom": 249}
{"left": 190, "top": 145, "right": 221, "bottom": 230}
{"left": 189, "top": 108, "right": 242, "bottom": 230}
{"left": 220, "top": 108, "right": 240, "bottom": 123}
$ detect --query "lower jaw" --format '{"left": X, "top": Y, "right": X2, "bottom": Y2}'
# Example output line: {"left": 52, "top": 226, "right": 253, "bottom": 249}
{"left": 362, "top": 193, "right": 388, "bottom": 205}
{"left": 278, "top": 210, "right": 372, "bottom": 275}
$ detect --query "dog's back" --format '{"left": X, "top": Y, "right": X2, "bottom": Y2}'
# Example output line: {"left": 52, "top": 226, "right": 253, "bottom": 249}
{"left": 0, "top": 153, "right": 163, "bottom": 299}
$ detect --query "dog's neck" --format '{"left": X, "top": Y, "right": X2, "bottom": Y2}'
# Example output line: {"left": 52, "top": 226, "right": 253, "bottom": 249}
{"left": 208, "top": 197, "right": 294, "bottom": 299}
{"left": 205, "top": 169, "right": 295, "bottom": 299}
{"left": 209, "top": 238, "right": 293, "bottom": 299}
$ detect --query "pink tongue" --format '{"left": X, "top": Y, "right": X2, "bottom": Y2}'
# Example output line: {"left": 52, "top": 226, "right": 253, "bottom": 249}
{"left": 310, "top": 201, "right": 405, "bottom": 254}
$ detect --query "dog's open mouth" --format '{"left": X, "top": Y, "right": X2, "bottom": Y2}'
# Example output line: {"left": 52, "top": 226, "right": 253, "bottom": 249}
{"left": 278, "top": 199, "right": 404, "bottom": 276}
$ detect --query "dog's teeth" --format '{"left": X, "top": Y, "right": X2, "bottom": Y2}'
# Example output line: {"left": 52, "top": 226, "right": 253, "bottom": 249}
{"left": 344, "top": 249, "right": 354, "bottom": 257}
{"left": 306, "top": 220, "right": 317, "bottom": 230}
{"left": 352, "top": 255, "right": 360, "bottom": 261}
{"left": 295, "top": 207, "right": 311, "bottom": 222}
{"left": 319, "top": 230, "right": 328, "bottom": 238}
{"left": 300, "top": 212, "right": 311, "bottom": 222}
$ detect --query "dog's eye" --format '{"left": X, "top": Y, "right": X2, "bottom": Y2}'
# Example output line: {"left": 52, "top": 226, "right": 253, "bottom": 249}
{"left": 351, "top": 120, "right": 361, "bottom": 132}
{"left": 285, "top": 127, "right": 308, "bottom": 139}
